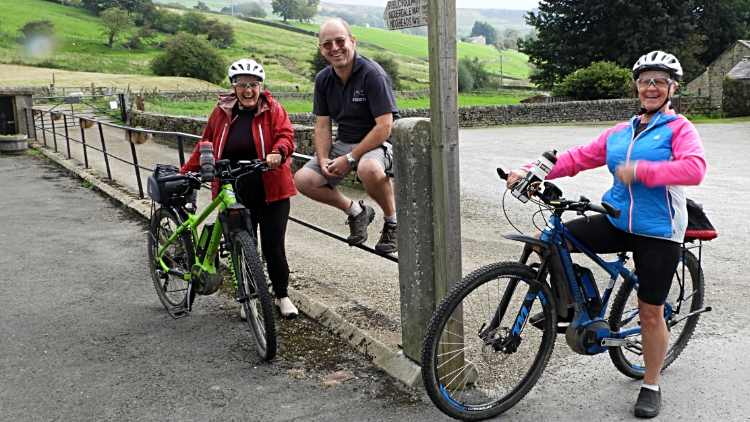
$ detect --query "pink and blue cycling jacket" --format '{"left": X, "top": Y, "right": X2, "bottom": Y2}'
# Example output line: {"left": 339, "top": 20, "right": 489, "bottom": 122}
{"left": 543, "top": 110, "right": 706, "bottom": 243}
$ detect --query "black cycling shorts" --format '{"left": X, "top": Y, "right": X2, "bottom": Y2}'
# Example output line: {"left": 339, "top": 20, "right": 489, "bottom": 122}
{"left": 564, "top": 214, "right": 680, "bottom": 306}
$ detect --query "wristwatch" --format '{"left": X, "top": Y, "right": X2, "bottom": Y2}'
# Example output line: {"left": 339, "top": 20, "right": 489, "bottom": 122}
{"left": 346, "top": 153, "right": 357, "bottom": 169}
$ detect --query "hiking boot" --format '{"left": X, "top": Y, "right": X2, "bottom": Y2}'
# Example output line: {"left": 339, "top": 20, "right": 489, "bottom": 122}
{"left": 375, "top": 222, "right": 398, "bottom": 253}
{"left": 276, "top": 297, "right": 298, "bottom": 319}
{"left": 634, "top": 387, "right": 661, "bottom": 418}
{"left": 346, "top": 202, "right": 375, "bottom": 246}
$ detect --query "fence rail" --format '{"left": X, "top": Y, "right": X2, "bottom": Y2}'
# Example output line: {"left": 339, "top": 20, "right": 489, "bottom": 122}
{"left": 26, "top": 107, "right": 396, "bottom": 262}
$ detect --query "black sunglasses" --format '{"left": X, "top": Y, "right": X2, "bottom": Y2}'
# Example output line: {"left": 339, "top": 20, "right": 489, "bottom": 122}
{"left": 319, "top": 37, "right": 348, "bottom": 50}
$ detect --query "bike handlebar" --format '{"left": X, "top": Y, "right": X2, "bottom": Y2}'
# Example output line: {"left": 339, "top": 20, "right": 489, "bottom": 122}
{"left": 496, "top": 167, "right": 621, "bottom": 219}
{"left": 156, "top": 160, "right": 269, "bottom": 184}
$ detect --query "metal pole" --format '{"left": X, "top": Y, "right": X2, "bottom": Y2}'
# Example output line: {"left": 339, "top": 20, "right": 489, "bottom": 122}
{"left": 98, "top": 122, "right": 112, "bottom": 180}
{"left": 50, "top": 114, "right": 58, "bottom": 152}
{"left": 40, "top": 112, "right": 47, "bottom": 147}
{"left": 32, "top": 111, "right": 38, "bottom": 142}
{"left": 79, "top": 121, "right": 89, "bottom": 169}
{"left": 130, "top": 142, "right": 144, "bottom": 199}
{"left": 177, "top": 136, "right": 186, "bottom": 167}
{"left": 63, "top": 115, "right": 72, "bottom": 159}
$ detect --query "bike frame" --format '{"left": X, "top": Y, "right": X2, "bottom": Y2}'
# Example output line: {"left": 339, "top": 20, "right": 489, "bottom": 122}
{"left": 156, "top": 180, "right": 241, "bottom": 280}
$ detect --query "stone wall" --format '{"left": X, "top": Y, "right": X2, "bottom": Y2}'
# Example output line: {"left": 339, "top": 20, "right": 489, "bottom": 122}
{"left": 397, "top": 99, "right": 640, "bottom": 127}
{"left": 131, "top": 98, "right": 641, "bottom": 135}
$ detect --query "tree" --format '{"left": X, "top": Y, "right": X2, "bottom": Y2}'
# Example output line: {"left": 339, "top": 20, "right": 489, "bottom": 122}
{"left": 519, "top": 0, "right": 697, "bottom": 89}
{"left": 137, "top": 24, "right": 157, "bottom": 44}
{"left": 372, "top": 54, "right": 402, "bottom": 91}
{"left": 206, "top": 20, "right": 235, "bottom": 47}
{"left": 19, "top": 20, "right": 55, "bottom": 38}
{"left": 150, "top": 33, "right": 227, "bottom": 84}
{"left": 693, "top": 0, "right": 750, "bottom": 66}
{"left": 181, "top": 11, "right": 207, "bottom": 35}
{"left": 295, "top": 0, "right": 319, "bottom": 23}
{"left": 221, "top": 2, "right": 266, "bottom": 18}
{"left": 470, "top": 21, "right": 498, "bottom": 45}
{"left": 551, "top": 61, "right": 635, "bottom": 100}
{"left": 271, "top": 0, "right": 296, "bottom": 23}
{"left": 308, "top": 48, "right": 329, "bottom": 81}
{"left": 99, "top": 7, "right": 133, "bottom": 48}
{"left": 82, "top": 0, "right": 149, "bottom": 14}
{"left": 193, "top": 1, "right": 210, "bottom": 12}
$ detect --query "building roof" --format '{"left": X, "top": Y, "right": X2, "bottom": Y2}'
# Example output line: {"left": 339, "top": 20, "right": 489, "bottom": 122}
{"left": 728, "top": 60, "right": 750, "bottom": 79}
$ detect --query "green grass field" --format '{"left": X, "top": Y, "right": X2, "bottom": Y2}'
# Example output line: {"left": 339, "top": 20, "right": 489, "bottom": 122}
{"left": 285, "top": 21, "right": 532, "bottom": 80}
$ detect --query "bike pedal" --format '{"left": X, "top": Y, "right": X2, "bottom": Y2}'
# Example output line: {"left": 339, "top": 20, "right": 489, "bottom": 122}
{"left": 168, "top": 306, "right": 190, "bottom": 319}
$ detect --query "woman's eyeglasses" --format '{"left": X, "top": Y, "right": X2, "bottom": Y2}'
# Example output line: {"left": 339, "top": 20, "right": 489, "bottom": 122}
{"left": 319, "top": 37, "right": 348, "bottom": 50}
{"left": 232, "top": 82, "right": 262, "bottom": 90}
{"left": 636, "top": 77, "right": 673, "bottom": 88}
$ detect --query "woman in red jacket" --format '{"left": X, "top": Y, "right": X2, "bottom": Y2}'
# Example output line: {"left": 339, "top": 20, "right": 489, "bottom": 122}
{"left": 181, "top": 59, "right": 298, "bottom": 318}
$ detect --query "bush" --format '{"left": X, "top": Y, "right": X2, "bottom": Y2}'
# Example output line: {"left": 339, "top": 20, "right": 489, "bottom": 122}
{"left": 551, "top": 61, "right": 634, "bottom": 100}
{"left": 308, "top": 48, "right": 329, "bottom": 82}
{"left": 457, "top": 61, "right": 474, "bottom": 92}
{"left": 459, "top": 57, "right": 491, "bottom": 89}
{"left": 372, "top": 54, "right": 402, "bottom": 91}
{"left": 206, "top": 20, "right": 235, "bottom": 47}
{"left": 20, "top": 20, "right": 55, "bottom": 38}
{"left": 150, "top": 33, "right": 227, "bottom": 84}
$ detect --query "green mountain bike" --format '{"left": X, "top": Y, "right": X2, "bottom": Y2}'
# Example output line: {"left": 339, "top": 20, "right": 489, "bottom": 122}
{"left": 146, "top": 159, "right": 277, "bottom": 361}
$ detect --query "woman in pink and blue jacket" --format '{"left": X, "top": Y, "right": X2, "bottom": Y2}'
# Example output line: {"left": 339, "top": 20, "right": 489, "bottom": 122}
{"left": 506, "top": 51, "right": 706, "bottom": 419}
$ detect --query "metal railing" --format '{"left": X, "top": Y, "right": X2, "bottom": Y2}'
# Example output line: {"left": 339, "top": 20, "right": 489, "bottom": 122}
{"left": 26, "top": 108, "right": 397, "bottom": 262}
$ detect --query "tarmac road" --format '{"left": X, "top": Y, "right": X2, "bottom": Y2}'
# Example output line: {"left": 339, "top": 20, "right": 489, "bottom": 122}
{"left": 3, "top": 119, "right": 750, "bottom": 421}
{"left": 0, "top": 155, "right": 448, "bottom": 422}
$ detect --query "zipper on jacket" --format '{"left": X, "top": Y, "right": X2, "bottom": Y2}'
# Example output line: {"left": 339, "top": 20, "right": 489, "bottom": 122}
{"left": 217, "top": 123, "right": 229, "bottom": 156}
{"left": 624, "top": 114, "right": 661, "bottom": 233}
{"left": 258, "top": 124, "right": 266, "bottom": 160}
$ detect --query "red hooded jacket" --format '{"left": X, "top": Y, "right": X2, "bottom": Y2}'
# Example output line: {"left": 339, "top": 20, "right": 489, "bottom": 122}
{"left": 180, "top": 92, "right": 297, "bottom": 203}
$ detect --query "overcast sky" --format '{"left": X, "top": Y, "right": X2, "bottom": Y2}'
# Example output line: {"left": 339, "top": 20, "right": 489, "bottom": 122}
{"left": 322, "top": 0, "right": 539, "bottom": 9}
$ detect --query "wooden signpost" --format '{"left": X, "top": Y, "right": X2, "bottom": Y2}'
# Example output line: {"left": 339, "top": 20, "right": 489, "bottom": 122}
{"left": 388, "top": 0, "right": 463, "bottom": 378}
{"left": 383, "top": 0, "right": 429, "bottom": 30}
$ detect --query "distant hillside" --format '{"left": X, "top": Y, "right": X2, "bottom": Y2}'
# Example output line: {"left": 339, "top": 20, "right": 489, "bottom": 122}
{"left": 163, "top": 0, "right": 533, "bottom": 37}
{"left": 0, "top": 0, "right": 533, "bottom": 89}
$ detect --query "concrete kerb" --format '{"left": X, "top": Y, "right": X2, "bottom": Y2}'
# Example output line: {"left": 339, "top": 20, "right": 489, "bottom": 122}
{"left": 31, "top": 142, "right": 424, "bottom": 389}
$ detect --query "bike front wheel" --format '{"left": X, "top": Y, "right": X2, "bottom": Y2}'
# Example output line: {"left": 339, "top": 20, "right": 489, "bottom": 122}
{"left": 421, "top": 262, "right": 557, "bottom": 421}
{"left": 608, "top": 248, "right": 705, "bottom": 379}
{"left": 148, "top": 207, "right": 194, "bottom": 311}
{"left": 231, "top": 230, "right": 277, "bottom": 361}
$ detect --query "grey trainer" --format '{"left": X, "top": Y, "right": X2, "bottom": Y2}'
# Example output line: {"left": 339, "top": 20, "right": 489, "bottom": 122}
{"left": 375, "top": 222, "right": 397, "bottom": 253}
{"left": 346, "top": 201, "right": 375, "bottom": 246}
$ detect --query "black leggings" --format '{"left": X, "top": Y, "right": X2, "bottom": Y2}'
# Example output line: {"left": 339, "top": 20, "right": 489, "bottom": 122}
{"left": 565, "top": 214, "right": 680, "bottom": 306}
{"left": 238, "top": 196, "right": 291, "bottom": 299}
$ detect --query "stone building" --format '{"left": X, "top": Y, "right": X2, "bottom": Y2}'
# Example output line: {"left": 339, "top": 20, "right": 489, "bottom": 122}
{"left": 722, "top": 59, "right": 750, "bottom": 117}
{"left": 469, "top": 35, "right": 486, "bottom": 45}
{"left": 685, "top": 40, "right": 750, "bottom": 108}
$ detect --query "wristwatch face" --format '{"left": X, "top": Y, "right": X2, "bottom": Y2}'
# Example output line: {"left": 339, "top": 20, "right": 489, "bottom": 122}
{"left": 347, "top": 154, "right": 356, "bottom": 168}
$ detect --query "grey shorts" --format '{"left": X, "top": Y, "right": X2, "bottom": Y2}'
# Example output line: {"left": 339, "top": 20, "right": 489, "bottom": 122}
{"left": 302, "top": 140, "right": 393, "bottom": 188}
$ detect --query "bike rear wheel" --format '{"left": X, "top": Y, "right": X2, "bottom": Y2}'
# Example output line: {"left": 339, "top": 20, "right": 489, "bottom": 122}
{"left": 148, "top": 207, "right": 195, "bottom": 311}
{"left": 608, "top": 249, "right": 704, "bottom": 379}
{"left": 231, "top": 230, "right": 276, "bottom": 361}
{"left": 421, "top": 262, "right": 556, "bottom": 421}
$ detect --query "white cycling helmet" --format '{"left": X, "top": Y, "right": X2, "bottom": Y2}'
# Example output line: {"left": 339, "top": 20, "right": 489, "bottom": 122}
{"left": 228, "top": 59, "right": 265, "bottom": 82}
{"left": 632, "top": 51, "right": 683, "bottom": 82}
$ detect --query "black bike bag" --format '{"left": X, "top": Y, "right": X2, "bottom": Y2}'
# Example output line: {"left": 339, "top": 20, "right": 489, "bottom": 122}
{"left": 147, "top": 164, "right": 195, "bottom": 207}
{"left": 684, "top": 198, "right": 717, "bottom": 242}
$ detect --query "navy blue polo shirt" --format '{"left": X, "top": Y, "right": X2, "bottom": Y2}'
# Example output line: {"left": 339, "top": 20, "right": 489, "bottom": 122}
{"left": 313, "top": 53, "right": 401, "bottom": 144}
